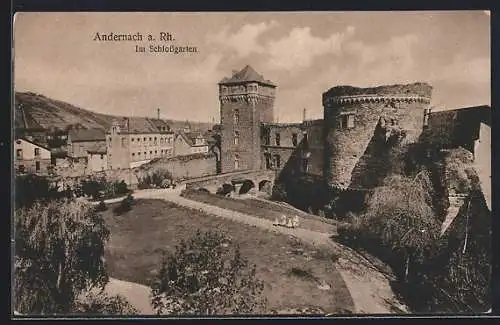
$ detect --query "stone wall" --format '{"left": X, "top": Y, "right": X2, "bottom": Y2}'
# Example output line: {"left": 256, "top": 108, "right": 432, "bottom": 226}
{"left": 135, "top": 153, "right": 217, "bottom": 182}
{"left": 322, "top": 83, "right": 432, "bottom": 189}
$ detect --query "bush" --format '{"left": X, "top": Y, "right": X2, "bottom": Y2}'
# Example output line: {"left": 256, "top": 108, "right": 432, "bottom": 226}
{"left": 151, "top": 230, "right": 267, "bottom": 315}
{"left": 95, "top": 200, "right": 107, "bottom": 212}
{"left": 138, "top": 169, "right": 173, "bottom": 189}
{"left": 113, "top": 194, "right": 134, "bottom": 216}
{"left": 74, "top": 290, "right": 138, "bottom": 315}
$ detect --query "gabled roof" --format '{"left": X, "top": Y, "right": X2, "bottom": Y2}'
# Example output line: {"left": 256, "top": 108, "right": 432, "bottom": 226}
{"left": 68, "top": 128, "right": 106, "bottom": 142}
{"left": 176, "top": 131, "right": 207, "bottom": 147}
{"left": 219, "top": 65, "right": 276, "bottom": 87}
{"left": 15, "top": 137, "right": 51, "bottom": 151}
{"left": 111, "top": 117, "right": 173, "bottom": 134}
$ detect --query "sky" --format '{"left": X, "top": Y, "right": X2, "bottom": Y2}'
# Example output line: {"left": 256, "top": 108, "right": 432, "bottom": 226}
{"left": 14, "top": 11, "right": 490, "bottom": 123}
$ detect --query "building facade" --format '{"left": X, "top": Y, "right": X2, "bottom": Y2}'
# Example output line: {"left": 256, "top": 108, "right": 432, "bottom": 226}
{"left": 219, "top": 65, "right": 276, "bottom": 173}
{"left": 174, "top": 131, "right": 209, "bottom": 156}
{"left": 106, "top": 118, "right": 175, "bottom": 169}
{"left": 67, "top": 128, "right": 106, "bottom": 159}
{"left": 14, "top": 138, "right": 52, "bottom": 175}
{"left": 87, "top": 143, "right": 108, "bottom": 172}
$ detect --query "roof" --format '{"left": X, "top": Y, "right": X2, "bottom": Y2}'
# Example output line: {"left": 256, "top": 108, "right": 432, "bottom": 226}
{"left": 219, "top": 65, "right": 276, "bottom": 87}
{"left": 176, "top": 131, "right": 207, "bottom": 147}
{"left": 16, "top": 137, "right": 51, "bottom": 151}
{"left": 68, "top": 128, "right": 106, "bottom": 142}
{"left": 430, "top": 105, "right": 491, "bottom": 127}
{"left": 110, "top": 117, "right": 174, "bottom": 134}
{"left": 87, "top": 143, "right": 107, "bottom": 154}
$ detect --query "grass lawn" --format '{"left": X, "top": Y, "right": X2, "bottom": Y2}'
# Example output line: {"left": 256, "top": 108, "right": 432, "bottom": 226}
{"left": 101, "top": 198, "right": 354, "bottom": 314}
{"left": 181, "top": 190, "right": 337, "bottom": 234}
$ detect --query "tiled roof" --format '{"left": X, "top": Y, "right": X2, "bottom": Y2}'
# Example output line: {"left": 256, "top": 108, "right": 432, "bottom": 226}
{"left": 219, "top": 65, "right": 275, "bottom": 86}
{"left": 68, "top": 128, "right": 106, "bottom": 142}
{"left": 87, "top": 142, "right": 107, "bottom": 154}
{"left": 177, "top": 131, "right": 207, "bottom": 147}
{"left": 112, "top": 117, "right": 173, "bottom": 134}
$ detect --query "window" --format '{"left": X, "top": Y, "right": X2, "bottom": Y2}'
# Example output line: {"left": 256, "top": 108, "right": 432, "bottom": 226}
{"left": 35, "top": 161, "right": 40, "bottom": 173}
{"left": 131, "top": 138, "right": 134, "bottom": 142}
{"left": 143, "top": 137, "right": 146, "bottom": 141}
{"left": 18, "top": 165, "right": 25, "bottom": 173}
{"left": 234, "top": 109, "right": 240, "bottom": 124}
{"left": 275, "top": 133, "right": 280, "bottom": 146}
{"left": 340, "top": 114, "right": 355, "bottom": 129}
{"left": 423, "top": 108, "right": 431, "bottom": 127}
{"left": 132, "top": 153, "right": 135, "bottom": 157}
{"left": 138, "top": 137, "right": 141, "bottom": 142}
{"left": 16, "top": 149, "right": 22, "bottom": 159}
{"left": 144, "top": 151, "right": 147, "bottom": 156}
{"left": 234, "top": 131, "right": 239, "bottom": 145}
{"left": 273, "top": 155, "right": 281, "bottom": 169}
{"left": 161, "top": 150, "right": 164, "bottom": 154}
{"left": 34, "top": 148, "right": 40, "bottom": 156}
{"left": 292, "top": 133, "right": 298, "bottom": 146}
{"left": 234, "top": 155, "right": 240, "bottom": 170}
{"left": 154, "top": 137, "right": 157, "bottom": 145}
{"left": 150, "top": 151, "right": 153, "bottom": 155}
{"left": 100, "top": 154, "right": 104, "bottom": 159}
{"left": 154, "top": 150, "right": 157, "bottom": 155}
{"left": 138, "top": 152, "right": 141, "bottom": 156}
{"left": 149, "top": 137, "right": 152, "bottom": 141}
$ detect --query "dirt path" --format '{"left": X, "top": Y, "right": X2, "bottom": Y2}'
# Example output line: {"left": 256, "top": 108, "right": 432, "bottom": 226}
{"left": 121, "top": 187, "right": 408, "bottom": 314}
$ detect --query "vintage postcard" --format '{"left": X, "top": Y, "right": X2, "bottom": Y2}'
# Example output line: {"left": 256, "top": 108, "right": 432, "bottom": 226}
{"left": 12, "top": 11, "right": 491, "bottom": 316}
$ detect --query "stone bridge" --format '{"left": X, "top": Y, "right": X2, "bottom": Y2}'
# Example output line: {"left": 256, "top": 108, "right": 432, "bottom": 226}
{"left": 184, "top": 169, "right": 277, "bottom": 195}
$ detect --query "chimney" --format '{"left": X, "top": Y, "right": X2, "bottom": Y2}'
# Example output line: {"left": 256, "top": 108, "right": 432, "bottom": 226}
{"left": 303, "top": 108, "right": 307, "bottom": 122}
{"left": 157, "top": 108, "right": 160, "bottom": 120}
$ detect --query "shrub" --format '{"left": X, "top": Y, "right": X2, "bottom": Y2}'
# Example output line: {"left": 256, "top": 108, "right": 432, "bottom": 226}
{"left": 113, "top": 194, "right": 134, "bottom": 216}
{"left": 95, "top": 200, "right": 107, "bottom": 212}
{"left": 151, "top": 230, "right": 267, "bottom": 315}
{"left": 74, "top": 290, "right": 138, "bottom": 315}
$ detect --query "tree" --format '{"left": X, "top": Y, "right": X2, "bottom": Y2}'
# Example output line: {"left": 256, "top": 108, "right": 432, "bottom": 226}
{"left": 151, "top": 230, "right": 266, "bottom": 315}
{"left": 361, "top": 174, "right": 441, "bottom": 281}
{"left": 14, "top": 199, "right": 110, "bottom": 314}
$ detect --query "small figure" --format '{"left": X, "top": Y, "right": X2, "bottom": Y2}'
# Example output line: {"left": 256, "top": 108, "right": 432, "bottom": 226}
{"left": 280, "top": 215, "right": 287, "bottom": 226}
{"left": 286, "top": 217, "right": 293, "bottom": 228}
{"left": 273, "top": 217, "right": 279, "bottom": 226}
{"left": 292, "top": 215, "right": 300, "bottom": 228}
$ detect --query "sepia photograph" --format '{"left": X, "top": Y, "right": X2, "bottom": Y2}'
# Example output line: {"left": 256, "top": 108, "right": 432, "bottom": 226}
{"left": 12, "top": 11, "right": 491, "bottom": 316}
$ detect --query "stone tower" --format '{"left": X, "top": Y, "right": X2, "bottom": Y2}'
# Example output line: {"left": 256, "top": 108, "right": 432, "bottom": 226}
{"left": 218, "top": 65, "right": 276, "bottom": 173}
{"left": 107, "top": 118, "right": 130, "bottom": 170}
{"left": 322, "top": 83, "right": 432, "bottom": 189}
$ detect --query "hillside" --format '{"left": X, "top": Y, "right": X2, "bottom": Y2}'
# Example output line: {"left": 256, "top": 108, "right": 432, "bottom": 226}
{"left": 14, "top": 92, "right": 213, "bottom": 132}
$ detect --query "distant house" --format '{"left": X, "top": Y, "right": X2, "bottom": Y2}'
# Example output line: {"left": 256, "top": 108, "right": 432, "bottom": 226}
{"left": 106, "top": 117, "right": 175, "bottom": 169}
{"left": 67, "top": 128, "right": 106, "bottom": 159}
{"left": 87, "top": 143, "right": 108, "bottom": 172}
{"left": 14, "top": 137, "right": 51, "bottom": 175}
{"left": 174, "top": 131, "right": 209, "bottom": 156}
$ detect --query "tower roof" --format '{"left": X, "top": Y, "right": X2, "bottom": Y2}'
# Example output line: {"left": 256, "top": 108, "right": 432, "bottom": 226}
{"left": 219, "top": 65, "right": 276, "bottom": 87}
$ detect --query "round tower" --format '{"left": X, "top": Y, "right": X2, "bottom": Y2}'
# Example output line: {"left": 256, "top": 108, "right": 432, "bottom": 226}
{"left": 322, "top": 83, "right": 432, "bottom": 189}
